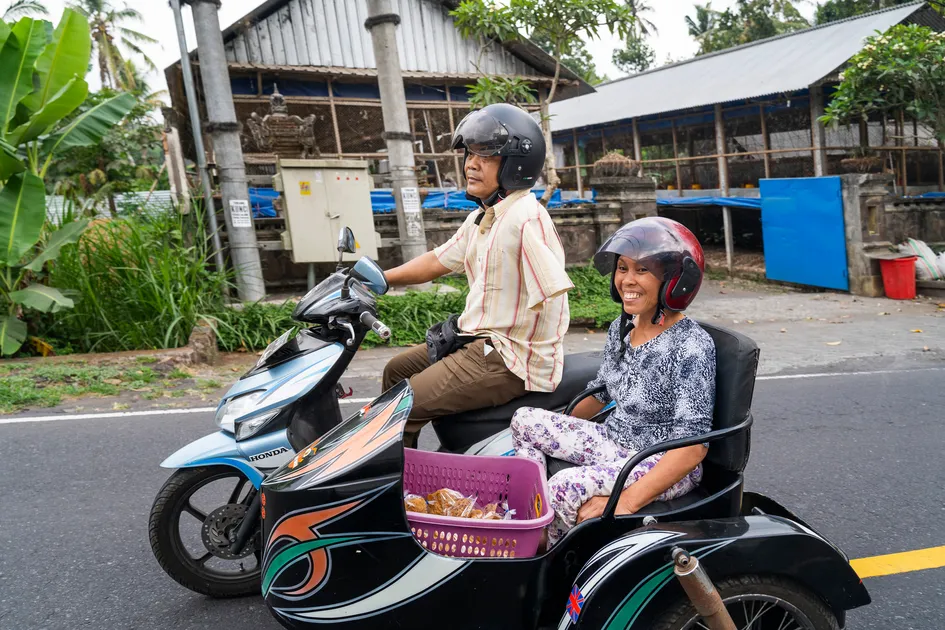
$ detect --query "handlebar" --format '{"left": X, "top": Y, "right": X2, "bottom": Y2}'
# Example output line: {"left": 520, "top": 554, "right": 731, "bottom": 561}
{"left": 360, "top": 311, "right": 391, "bottom": 341}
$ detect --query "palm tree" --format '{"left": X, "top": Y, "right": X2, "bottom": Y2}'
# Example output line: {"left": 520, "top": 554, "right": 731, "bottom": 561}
{"left": 69, "top": 0, "right": 158, "bottom": 90}
{"left": 3, "top": 0, "right": 47, "bottom": 20}
{"left": 624, "top": 0, "right": 658, "bottom": 37}
{"left": 685, "top": 3, "right": 717, "bottom": 40}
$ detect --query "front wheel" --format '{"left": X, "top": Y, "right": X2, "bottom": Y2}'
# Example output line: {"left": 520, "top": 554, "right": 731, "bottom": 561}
{"left": 149, "top": 466, "right": 261, "bottom": 597}
{"left": 652, "top": 575, "right": 840, "bottom": 630}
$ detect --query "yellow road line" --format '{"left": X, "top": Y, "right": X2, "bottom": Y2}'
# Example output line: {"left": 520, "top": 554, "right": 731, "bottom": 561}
{"left": 852, "top": 545, "right": 945, "bottom": 579}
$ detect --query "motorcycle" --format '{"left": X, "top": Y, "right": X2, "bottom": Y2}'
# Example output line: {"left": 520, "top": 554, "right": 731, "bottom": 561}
{"left": 149, "top": 228, "right": 604, "bottom": 597}
{"left": 259, "top": 319, "right": 872, "bottom": 629}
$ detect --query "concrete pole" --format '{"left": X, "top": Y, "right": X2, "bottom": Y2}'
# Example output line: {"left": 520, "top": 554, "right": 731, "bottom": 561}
{"left": 365, "top": 0, "right": 427, "bottom": 264}
{"left": 169, "top": 0, "right": 222, "bottom": 271}
{"left": 714, "top": 104, "right": 734, "bottom": 274}
{"left": 186, "top": 0, "right": 266, "bottom": 302}
{"left": 810, "top": 85, "right": 828, "bottom": 178}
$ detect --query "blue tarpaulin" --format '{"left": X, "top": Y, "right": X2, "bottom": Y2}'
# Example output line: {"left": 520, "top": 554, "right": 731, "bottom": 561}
{"left": 656, "top": 196, "right": 762, "bottom": 209}
{"left": 370, "top": 188, "right": 595, "bottom": 213}
{"left": 253, "top": 187, "right": 596, "bottom": 216}
{"left": 249, "top": 187, "right": 279, "bottom": 218}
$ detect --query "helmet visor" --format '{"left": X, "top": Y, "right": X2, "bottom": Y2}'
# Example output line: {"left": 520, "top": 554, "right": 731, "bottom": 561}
{"left": 451, "top": 110, "right": 510, "bottom": 156}
{"left": 593, "top": 219, "right": 691, "bottom": 280}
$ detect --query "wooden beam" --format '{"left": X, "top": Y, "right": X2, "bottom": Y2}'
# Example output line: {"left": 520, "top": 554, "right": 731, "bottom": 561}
{"left": 714, "top": 103, "right": 733, "bottom": 274}
{"left": 760, "top": 104, "right": 772, "bottom": 179}
{"left": 444, "top": 85, "right": 463, "bottom": 187}
{"left": 809, "top": 85, "right": 827, "bottom": 177}
{"left": 899, "top": 110, "right": 908, "bottom": 195}
{"left": 422, "top": 110, "right": 443, "bottom": 188}
{"left": 671, "top": 121, "right": 683, "bottom": 196}
{"left": 938, "top": 141, "right": 944, "bottom": 192}
{"left": 327, "top": 79, "right": 342, "bottom": 156}
{"left": 600, "top": 129, "right": 607, "bottom": 153}
{"left": 632, "top": 118, "right": 642, "bottom": 177}
{"left": 573, "top": 129, "right": 583, "bottom": 198}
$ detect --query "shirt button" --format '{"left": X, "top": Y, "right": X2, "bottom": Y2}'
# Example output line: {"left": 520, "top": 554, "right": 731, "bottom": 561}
{"left": 480, "top": 229, "right": 486, "bottom": 234}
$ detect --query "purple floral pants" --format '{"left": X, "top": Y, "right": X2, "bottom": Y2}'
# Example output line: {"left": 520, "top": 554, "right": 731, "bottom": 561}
{"left": 510, "top": 407, "right": 703, "bottom": 545}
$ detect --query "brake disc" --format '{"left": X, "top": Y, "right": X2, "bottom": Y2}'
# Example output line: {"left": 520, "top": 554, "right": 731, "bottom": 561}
{"left": 201, "top": 504, "right": 255, "bottom": 560}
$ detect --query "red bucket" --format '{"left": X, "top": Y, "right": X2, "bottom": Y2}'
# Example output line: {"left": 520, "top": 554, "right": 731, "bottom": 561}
{"left": 879, "top": 256, "right": 917, "bottom": 300}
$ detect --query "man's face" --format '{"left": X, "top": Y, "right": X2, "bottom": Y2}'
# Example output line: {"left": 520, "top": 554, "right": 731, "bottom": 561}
{"left": 465, "top": 153, "right": 501, "bottom": 199}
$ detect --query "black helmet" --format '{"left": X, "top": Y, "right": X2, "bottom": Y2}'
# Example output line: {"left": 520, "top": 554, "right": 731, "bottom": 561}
{"left": 451, "top": 103, "right": 545, "bottom": 191}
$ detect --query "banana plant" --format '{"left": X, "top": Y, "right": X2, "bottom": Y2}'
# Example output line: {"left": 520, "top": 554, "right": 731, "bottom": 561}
{"left": 0, "top": 9, "right": 135, "bottom": 355}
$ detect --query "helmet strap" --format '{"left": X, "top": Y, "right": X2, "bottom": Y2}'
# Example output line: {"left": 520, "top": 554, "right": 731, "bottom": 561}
{"left": 652, "top": 281, "right": 667, "bottom": 326}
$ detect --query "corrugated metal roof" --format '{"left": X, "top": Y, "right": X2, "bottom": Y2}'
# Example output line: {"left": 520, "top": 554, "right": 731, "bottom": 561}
{"left": 550, "top": 2, "right": 938, "bottom": 132}
{"left": 215, "top": 0, "right": 590, "bottom": 98}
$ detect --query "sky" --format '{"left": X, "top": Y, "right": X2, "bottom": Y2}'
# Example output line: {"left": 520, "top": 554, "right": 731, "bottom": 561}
{"left": 32, "top": 0, "right": 818, "bottom": 96}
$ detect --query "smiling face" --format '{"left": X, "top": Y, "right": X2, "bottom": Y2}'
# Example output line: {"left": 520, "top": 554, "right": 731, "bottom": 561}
{"left": 464, "top": 153, "right": 501, "bottom": 199}
{"left": 614, "top": 255, "right": 663, "bottom": 317}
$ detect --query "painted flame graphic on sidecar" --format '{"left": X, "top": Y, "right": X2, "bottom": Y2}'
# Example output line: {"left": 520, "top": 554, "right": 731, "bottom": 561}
{"left": 266, "top": 386, "right": 412, "bottom": 489}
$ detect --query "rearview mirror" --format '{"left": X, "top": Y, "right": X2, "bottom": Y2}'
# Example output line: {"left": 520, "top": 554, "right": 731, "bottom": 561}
{"left": 337, "top": 227, "right": 356, "bottom": 255}
{"left": 351, "top": 257, "right": 389, "bottom": 295}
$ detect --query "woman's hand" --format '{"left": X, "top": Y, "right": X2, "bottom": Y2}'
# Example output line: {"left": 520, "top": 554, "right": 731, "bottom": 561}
{"left": 576, "top": 496, "right": 608, "bottom": 524}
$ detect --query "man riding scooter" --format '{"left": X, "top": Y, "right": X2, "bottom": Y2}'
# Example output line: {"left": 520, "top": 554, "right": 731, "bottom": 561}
{"left": 383, "top": 103, "right": 573, "bottom": 448}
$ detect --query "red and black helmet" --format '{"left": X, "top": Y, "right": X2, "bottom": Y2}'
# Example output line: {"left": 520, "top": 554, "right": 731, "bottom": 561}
{"left": 593, "top": 217, "right": 705, "bottom": 312}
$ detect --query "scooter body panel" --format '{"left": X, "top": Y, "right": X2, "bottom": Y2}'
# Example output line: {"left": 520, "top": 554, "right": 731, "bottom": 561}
{"left": 160, "top": 429, "right": 294, "bottom": 488}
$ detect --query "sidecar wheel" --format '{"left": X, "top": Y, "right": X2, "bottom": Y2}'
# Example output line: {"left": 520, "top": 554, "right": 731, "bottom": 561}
{"left": 149, "top": 466, "right": 261, "bottom": 598}
{"left": 653, "top": 575, "right": 839, "bottom": 630}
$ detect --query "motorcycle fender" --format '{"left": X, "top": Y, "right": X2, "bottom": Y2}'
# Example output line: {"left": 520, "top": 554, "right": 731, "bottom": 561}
{"left": 567, "top": 516, "right": 870, "bottom": 630}
{"left": 161, "top": 430, "right": 268, "bottom": 488}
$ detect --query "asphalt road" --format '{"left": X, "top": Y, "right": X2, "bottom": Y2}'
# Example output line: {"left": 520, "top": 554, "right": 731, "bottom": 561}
{"left": 1, "top": 366, "right": 943, "bottom": 630}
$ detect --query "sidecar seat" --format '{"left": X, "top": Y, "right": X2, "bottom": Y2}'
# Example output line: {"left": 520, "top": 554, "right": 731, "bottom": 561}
{"left": 549, "top": 322, "right": 759, "bottom": 521}
{"left": 432, "top": 351, "right": 603, "bottom": 452}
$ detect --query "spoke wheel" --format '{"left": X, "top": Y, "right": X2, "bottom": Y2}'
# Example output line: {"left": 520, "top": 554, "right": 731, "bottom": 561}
{"left": 149, "top": 466, "right": 262, "bottom": 598}
{"left": 654, "top": 576, "right": 839, "bottom": 630}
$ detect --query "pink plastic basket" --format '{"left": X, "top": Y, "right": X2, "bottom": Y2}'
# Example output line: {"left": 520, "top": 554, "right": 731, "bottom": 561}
{"left": 403, "top": 448, "right": 553, "bottom": 559}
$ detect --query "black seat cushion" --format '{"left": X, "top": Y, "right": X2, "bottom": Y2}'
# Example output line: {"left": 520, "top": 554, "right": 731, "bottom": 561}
{"left": 697, "top": 322, "right": 759, "bottom": 472}
{"left": 433, "top": 351, "right": 602, "bottom": 451}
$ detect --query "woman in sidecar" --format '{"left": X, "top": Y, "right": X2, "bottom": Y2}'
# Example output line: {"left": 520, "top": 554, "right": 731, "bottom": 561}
{"left": 259, "top": 221, "right": 870, "bottom": 630}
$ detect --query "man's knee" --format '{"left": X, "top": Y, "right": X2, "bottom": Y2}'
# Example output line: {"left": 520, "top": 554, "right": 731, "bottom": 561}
{"left": 382, "top": 352, "right": 414, "bottom": 390}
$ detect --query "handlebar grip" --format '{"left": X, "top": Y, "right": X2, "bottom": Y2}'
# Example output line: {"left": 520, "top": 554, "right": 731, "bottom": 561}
{"left": 360, "top": 311, "right": 391, "bottom": 340}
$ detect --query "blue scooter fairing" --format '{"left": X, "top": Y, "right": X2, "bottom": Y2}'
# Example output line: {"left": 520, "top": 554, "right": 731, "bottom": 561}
{"left": 161, "top": 429, "right": 294, "bottom": 488}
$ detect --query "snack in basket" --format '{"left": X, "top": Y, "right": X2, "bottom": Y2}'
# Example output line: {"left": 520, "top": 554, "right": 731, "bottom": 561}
{"left": 480, "top": 502, "right": 503, "bottom": 520}
{"left": 426, "top": 488, "right": 480, "bottom": 518}
{"left": 404, "top": 493, "right": 428, "bottom": 514}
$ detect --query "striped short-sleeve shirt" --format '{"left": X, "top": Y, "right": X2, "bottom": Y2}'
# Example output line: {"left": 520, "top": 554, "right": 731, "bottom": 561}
{"left": 433, "top": 189, "right": 573, "bottom": 392}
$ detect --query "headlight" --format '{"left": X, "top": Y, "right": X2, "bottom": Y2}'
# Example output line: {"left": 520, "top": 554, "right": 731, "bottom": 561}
{"left": 215, "top": 391, "right": 264, "bottom": 433}
{"left": 236, "top": 410, "right": 280, "bottom": 441}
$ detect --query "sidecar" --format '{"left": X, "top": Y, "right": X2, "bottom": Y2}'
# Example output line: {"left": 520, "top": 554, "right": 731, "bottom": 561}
{"left": 259, "top": 324, "right": 870, "bottom": 629}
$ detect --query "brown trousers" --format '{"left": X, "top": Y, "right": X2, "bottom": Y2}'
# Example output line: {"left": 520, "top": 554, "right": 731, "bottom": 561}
{"left": 381, "top": 338, "right": 526, "bottom": 445}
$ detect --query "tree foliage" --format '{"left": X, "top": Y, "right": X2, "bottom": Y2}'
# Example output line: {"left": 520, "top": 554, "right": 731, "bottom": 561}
{"left": 3, "top": 0, "right": 47, "bottom": 21}
{"left": 821, "top": 25, "right": 945, "bottom": 146}
{"left": 530, "top": 32, "right": 608, "bottom": 86}
{"left": 612, "top": 34, "right": 656, "bottom": 74}
{"left": 451, "top": 0, "right": 634, "bottom": 204}
{"left": 613, "top": 0, "right": 657, "bottom": 76}
{"left": 68, "top": 0, "right": 157, "bottom": 91}
{"left": 686, "top": 0, "right": 809, "bottom": 55}
{"left": 815, "top": 0, "right": 942, "bottom": 24}
{"left": 0, "top": 10, "right": 134, "bottom": 355}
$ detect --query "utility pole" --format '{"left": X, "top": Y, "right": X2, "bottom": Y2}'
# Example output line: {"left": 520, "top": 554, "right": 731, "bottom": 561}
{"left": 169, "top": 0, "right": 224, "bottom": 274}
{"left": 186, "top": 0, "right": 266, "bottom": 302}
{"left": 365, "top": 0, "right": 428, "bottom": 264}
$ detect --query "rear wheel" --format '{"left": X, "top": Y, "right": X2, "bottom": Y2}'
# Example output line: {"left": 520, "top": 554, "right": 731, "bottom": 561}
{"left": 149, "top": 466, "right": 261, "bottom": 598}
{"left": 652, "top": 575, "right": 839, "bottom": 630}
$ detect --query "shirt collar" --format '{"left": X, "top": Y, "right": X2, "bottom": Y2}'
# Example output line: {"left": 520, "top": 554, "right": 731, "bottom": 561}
{"left": 488, "top": 188, "right": 531, "bottom": 218}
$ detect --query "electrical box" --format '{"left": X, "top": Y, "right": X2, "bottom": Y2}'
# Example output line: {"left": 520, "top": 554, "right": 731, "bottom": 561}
{"left": 274, "top": 159, "right": 379, "bottom": 264}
